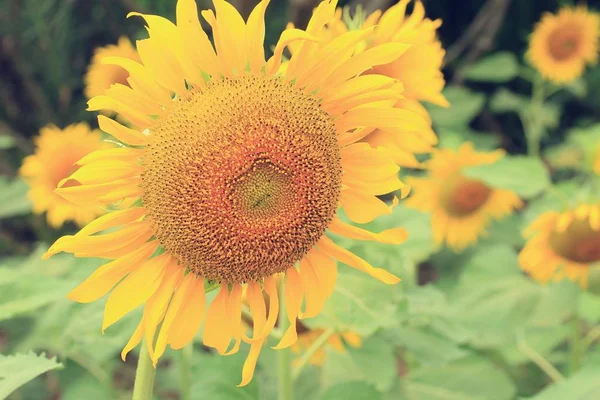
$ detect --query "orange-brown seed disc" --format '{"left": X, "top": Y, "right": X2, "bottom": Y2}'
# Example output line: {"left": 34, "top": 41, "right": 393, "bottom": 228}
{"left": 549, "top": 219, "right": 600, "bottom": 263}
{"left": 141, "top": 75, "right": 341, "bottom": 283}
{"left": 548, "top": 24, "right": 581, "bottom": 61}
{"left": 441, "top": 176, "right": 492, "bottom": 216}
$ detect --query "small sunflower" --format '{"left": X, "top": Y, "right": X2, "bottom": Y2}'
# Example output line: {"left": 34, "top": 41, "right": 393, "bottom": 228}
{"left": 405, "top": 143, "right": 523, "bottom": 252}
{"left": 84, "top": 36, "right": 141, "bottom": 99}
{"left": 19, "top": 124, "right": 109, "bottom": 228}
{"left": 519, "top": 204, "right": 600, "bottom": 287}
{"left": 43, "top": 0, "right": 433, "bottom": 385}
{"left": 291, "top": 327, "right": 361, "bottom": 366}
{"left": 528, "top": 6, "right": 600, "bottom": 83}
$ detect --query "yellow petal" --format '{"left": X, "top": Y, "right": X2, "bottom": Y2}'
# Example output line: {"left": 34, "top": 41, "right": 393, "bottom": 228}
{"left": 340, "top": 189, "right": 395, "bottom": 223}
{"left": 97, "top": 115, "right": 148, "bottom": 146}
{"left": 102, "top": 254, "right": 171, "bottom": 331}
{"left": 67, "top": 241, "right": 158, "bottom": 303}
{"left": 246, "top": 0, "right": 270, "bottom": 73}
{"left": 168, "top": 276, "right": 206, "bottom": 350}
{"left": 328, "top": 217, "right": 408, "bottom": 244}
{"left": 318, "top": 236, "right": 401, "bottom": 284}
{"left": 121, "top": 318, "right": 144, "bottom": 361}
{"left": 202, "top": 284, "right": 231, "bottom": 354}
{"left": 273, "top": 267, "right": 302, "bottom": 349}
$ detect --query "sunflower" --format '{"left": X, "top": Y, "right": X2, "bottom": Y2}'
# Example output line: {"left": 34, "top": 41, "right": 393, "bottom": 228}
{"left": 291, "top": 327, "right": 361, "bottom": 366}
{"left": 528, "top": 6, "right": 600, "bottom": 83}
{"left": 405, "top": 143, "right": 523, "bottom": 252}
{"left": 19, "top": 124, "right": 110, "bottom": 228}
{"left": 42, "top": 0, "right": 432, "bottom": 385}
{"left": 84, "top": 36, "right": 141, "bottom": 99}
{"left": 519, "top": 204, "right": 600, "bottom": 287}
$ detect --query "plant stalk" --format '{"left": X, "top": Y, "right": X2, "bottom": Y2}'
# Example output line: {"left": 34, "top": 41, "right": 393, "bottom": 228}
{"left": 178, "top": 344, "right": 193, "bottom": 400}
{"left": 132, "top": 341, "right": 156, "bottom": 400}
{"left": 277, "top": 279, "right": 294, "bottom": 400}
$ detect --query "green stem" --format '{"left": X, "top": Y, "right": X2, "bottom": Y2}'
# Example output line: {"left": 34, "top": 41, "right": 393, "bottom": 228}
{"left": 517, "top": 330, "right": 564, "bottom": 383}
{"left": 569, "top": 317, "right": 582, "bottom": 376}
{"left": 292, "top": 328, "right": 335, "bottom": 380}
{"left": 524, "top": 76, "right": 546, "bottom": 158}
{"left": 178, "top": 344, "right": 193, "bottom": 400}
{"left": 132, "top": 341, "right": 156, "bottom": 400}
{"left": 277, "top": 280, "right": 294, "bottom": 400}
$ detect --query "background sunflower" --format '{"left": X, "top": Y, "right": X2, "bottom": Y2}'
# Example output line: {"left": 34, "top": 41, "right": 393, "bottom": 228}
{"left": 2, "top": 1, "right": 600, "bottom": 400}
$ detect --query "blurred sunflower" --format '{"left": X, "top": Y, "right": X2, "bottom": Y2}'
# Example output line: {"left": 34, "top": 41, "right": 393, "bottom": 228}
{"left": 42, "top": 0, "right": 433, "bottom": 385}
{"left": 19, "top": 124, "right": 109, "bottom": 228}
{"left": 519, "top": 204, "right": 600, "bottom": 287}
{"left": 285, "top": 0, "right": 444, "bottom": 167}
{"left": 528, "top": 6, "right": 599, "bottom": 83}
{"left": 405, "top": 143, "right": 523, "bottom": 252}
{"left": 291, "top": 327, "right": 361, "bottom": 366}
{"left": 84, "top": 36, "right": 141, "bottom": 99}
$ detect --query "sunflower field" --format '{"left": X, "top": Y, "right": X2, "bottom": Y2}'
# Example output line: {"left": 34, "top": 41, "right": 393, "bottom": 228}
{"left": 1, "top": 0, "right": 600, "bottom": 399}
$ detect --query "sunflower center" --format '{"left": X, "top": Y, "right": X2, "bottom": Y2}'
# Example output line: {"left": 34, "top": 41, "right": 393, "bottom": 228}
{"left": 549, "top": 219, "right": 600, "bottom": 263}
{"left": 443, "top": 176, "right": 492, "bottom": 216}
{"left": 548, "top": 25, "right": 581, "bottom": 60}
{"left": 141, "top": 75, "right": 341, "bottom": 283}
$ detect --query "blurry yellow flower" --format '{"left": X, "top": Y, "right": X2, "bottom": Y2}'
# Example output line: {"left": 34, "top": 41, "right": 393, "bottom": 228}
{"left": 285, "top": 0, "right": 444, "bottom": 168}
{"left": 291, "top": 328, "right": 361, "bottom": 366}
{"left": 19, "top": 124, "right": 109, "bottom": 228}
{"left": 405, "top": 143, "right": 523, "bottom": 251}
{"left": 84, "top": 36, "right": 141, "bottom": 99}
{"left": 528, "top": 6, "right": 599, "bottom": 83}
{"left": 42, "top": 0, "right": 433, "bottom": 386}
{"left": 519, "top": 204, "right": 600, "bottom": 287}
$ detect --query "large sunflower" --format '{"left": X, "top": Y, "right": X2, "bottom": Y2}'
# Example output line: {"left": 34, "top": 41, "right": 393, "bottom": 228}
{"left": 43, "top": 0, "right": 432, "bottom": 385}
{"left": 519, "top": 204, "right": 600, "bottom": 287}
{"left": 528, "top": 6, "right": 600, "bottom": 83}
{"left": 405, "top": 143, "right": 523, "bottom": 252}
{"left": 84, "top": 36, "right": 141, "bottom": 99}
{"left": 19, "top": 124, "right": 109, "bottom": 228}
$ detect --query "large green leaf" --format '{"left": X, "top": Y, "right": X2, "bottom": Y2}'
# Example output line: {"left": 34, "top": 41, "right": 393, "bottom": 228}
{"left": 0, "top": 177, "right": 32, "bottom": 218}
{"left": 426, "top": 87, "right": 485, "bottom": 128}
{"left": 462, "top": 155, "right": 550, "bottom": 199}
{"left": 404, "top": 355, "right": 516, "bottom": 400}
{"left": 322, "top": 334, "right": 397, "bottom": 392}
{"left": 531, "top": 366, "right": 600, "bottom": 399}
{"left": 489, "top": 88, "right": 528, "bottom": 114}
{"left": 305, "top": 267, "right": 400, "bottom": 337}
{"left": 0, "top": 352, "right": 63, "bottom": 399}
{"left": 320, "top": 381, "right": 382, "bottom": 400}
{"left": 463, "top": 52, "right": 519, "bottom": 83}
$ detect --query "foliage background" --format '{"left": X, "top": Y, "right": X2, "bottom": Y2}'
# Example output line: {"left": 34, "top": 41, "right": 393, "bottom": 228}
{"left": 1, "top": 0, "right": 600, "bottom": 399}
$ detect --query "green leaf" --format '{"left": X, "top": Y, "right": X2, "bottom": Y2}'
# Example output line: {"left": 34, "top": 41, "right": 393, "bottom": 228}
{"left": 306, "top": 267, "right": 399, "bottom": 337}
{"left": 0, "top": 135, "right": 15, "bottom": 150}
{"left": 0, "top": 352, "right": 63, "bottom": 399}
{"left": 462, "top": 155, "right": 550, "bottom": 199}
{"left": 0, "top": 267, "right": 73, "bottom": 321}
{"left": 531, "top": 367, "right": 600, "bottom": 399}
{"left": 393, "top": 327, "right": 469, "bottom": 365}
{"left": 463, "top": 52, "right": 519, "bottom": 83}
{"left": 426, "top": 87, "right": 485, "bottom": 128}
{"left": 438, "top": 128, "right": 501, "bottom": 151}
{"left": 322, "top": 334, "right": 397, "bottom": 392}
{"left": 489, "top": 88, "right": 528, "bottom": 113}
{"left": 404, "top": 355, "right": 516, "bottom": 400}
{"left": 578, "top": 291, "right": 600, "bottom": 323}
{"left": 320, "top": 381, "right": 381, "bottom": 400}
{"left": 0, "top": 177, "right": 32, "bottom": 218}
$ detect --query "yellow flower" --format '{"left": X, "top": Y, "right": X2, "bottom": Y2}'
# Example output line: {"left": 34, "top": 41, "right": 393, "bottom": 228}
{"left": 291, "top": 327, "right": 361, "bottom": 366}
{"left": 519, "top": 204, "right": 600, "bottom": 287}
{"left": 43, "top": 0, "right": 434, "bottom": 385}
{"left": 84, "top": 36, "right": 141, "bottom": 99}
{"left": 286, "top": 0, "right": 445, "bottom": 168}
{"left": 19, "top": 124, "right": 109, "bottom": 228}
{"left": 528, "top": 6, "right": 600, "bottom": 83}
{"left": 405, "top": 143, "right": 522, "bottom": 251}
